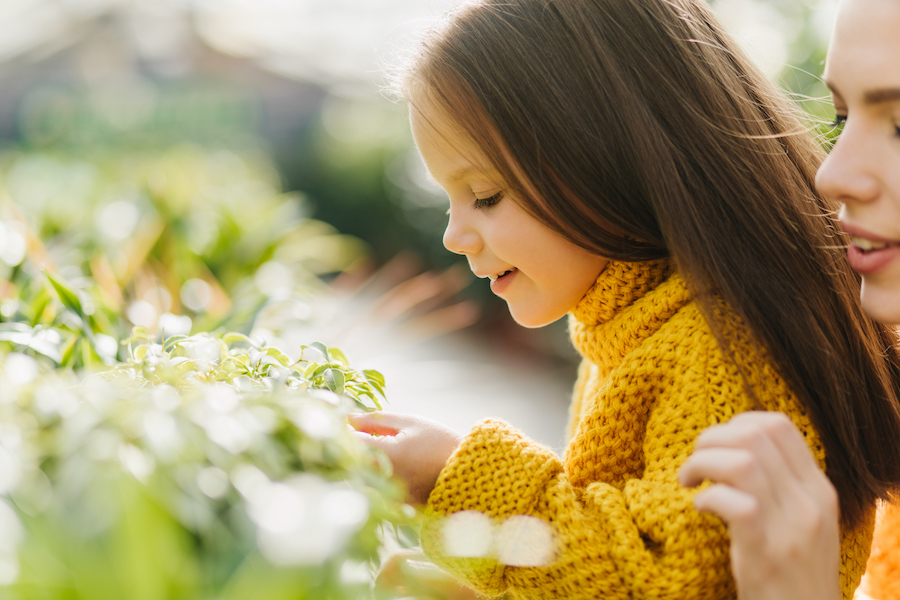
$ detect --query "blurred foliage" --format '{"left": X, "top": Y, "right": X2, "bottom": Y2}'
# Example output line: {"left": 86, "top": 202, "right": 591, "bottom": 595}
{"left": 0, "top": 326, "right": 405, "bottom": 598}
{"left": 277, "top": 97, "right": 451, "bottom": 271}
{"left": 0, "top": 141, "right": 416, "bottom": 598}
{"left": 19, "top": 79, "right": 259, "bottom": 150}
{"left": 0, "top": 143, "right": 367, "bottom": 357}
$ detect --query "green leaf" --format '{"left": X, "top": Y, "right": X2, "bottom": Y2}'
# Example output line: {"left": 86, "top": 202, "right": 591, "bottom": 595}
{"left": 303, "top": 362, "right": 318, "bottom": 379}
{"left": 353, "top": 388, "right": 382, "bottom": 411}
{"left": 363, "top": 369, "right": 386, "bottom": 389}
{"left": 44, "top": 270, "right": 87, "bottom": 322}
{"left": 162, "top": 335, "right": 190, "bottom": 352}
{"left": 60, "top": 333, "right": 80, "bottom": 367}
{"left": 307, "top": 342, "right": 329, "bottom": 361}
{"left": 223, "top": 332, "right": 253, "bottom": 346}
{"left": 123, "top": 326, "right": 153, "bottom": 346}
{"left": 368, "top": 380, "right": 386, "bottom": 401}
{"left": 264, "top": 347, "right": 291, "bottom": 366}
{"left": 29, "top": 290, "right": 52, "bottom": 326}
{"left": 0, "top": 324, "right": 63, "bottom": 363}
{"left": 323, "top": 368, "right": 345, "bottom": 395}
{"left": 44, "top": 270, "right": 105, "bottom": 361}
{"left": 329, "top": 347, "right": 349, "bottom": 366}
{"left": 0, "top": 323, "right": 34, "bottom": 341}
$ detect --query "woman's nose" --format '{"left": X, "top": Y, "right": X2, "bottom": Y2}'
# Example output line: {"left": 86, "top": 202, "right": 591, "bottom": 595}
{"left": 442, "top": 209, "right": 482, "bottom": 256}
{"left": 815, "top": 124, "right": 880, "bottom": 206}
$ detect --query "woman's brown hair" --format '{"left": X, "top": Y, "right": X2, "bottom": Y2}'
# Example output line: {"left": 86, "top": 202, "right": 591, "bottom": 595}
{"left": 399, "top": 0, "right": 900, "bottom": 528}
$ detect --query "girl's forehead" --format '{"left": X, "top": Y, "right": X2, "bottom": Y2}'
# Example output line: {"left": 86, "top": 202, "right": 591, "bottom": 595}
{"left": 409, "top": 93, "right": 469, "bottom": 139}
{"left": 410, "top": 101, "right": 494, "bottom": 179}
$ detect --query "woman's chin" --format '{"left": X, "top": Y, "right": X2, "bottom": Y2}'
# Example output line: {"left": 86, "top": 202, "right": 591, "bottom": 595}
{"left": 860, "top": 282, "right": 900, "bottom": 326}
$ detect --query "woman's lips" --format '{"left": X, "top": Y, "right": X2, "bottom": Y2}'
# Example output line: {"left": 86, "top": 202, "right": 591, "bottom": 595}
{"left": 847, "top": 243, "right": 900, "bottom": 275}
{"left": 841, "top": 223, "right": 900, "bottom": 275}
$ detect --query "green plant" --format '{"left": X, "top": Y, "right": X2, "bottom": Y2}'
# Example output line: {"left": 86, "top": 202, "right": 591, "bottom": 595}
{"left": 0, "top": 300, "right": 405, "bottom": 598}
{"left": 0, "top": 142, "right": 409, "bottom": 598}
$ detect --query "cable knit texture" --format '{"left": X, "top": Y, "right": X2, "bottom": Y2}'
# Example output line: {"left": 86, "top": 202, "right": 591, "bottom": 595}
{"left": 422, "top": 259, "right": 874, "bottom": 600}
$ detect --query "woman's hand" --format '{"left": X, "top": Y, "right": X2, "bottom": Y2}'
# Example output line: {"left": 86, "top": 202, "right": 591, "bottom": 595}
{"left": 349, "top": 412, "right": 464, "bottom": 505}
{"left": 678, "top": 411, "right": 841, "bottom": 600}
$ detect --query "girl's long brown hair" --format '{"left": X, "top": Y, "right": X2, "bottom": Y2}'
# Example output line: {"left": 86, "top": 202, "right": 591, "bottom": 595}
{"left": 400, "top": 0, "right": 900, "bottom": 528}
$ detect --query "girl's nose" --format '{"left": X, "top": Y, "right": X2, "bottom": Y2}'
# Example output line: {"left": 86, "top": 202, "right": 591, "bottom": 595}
{"left": 442, "top": 208, "right": 481, "bottom": 256}
{"left": 815, "top": 126, "right": 880, "bottom": 206}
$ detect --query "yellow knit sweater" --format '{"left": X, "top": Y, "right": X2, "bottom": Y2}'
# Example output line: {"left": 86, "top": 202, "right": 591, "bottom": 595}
{"left": 423, "top": 259, "right": 874, "bottom": 600}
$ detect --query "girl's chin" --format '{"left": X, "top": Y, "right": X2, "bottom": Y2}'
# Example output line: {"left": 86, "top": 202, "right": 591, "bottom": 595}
{"left": 507, "top": 306, "right": 566, "bottom": 329}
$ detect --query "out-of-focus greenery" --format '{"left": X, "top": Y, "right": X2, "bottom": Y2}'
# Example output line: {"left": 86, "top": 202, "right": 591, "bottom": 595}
{"left": 0, "top": 142, "right": 411, "bottom": 598}
{"left": 0, "top": 143, "right": 367, "bottom": 363}
{"left": 0, "top": 326, "right": 404, "bottom": 598}
{"left": 278, "top": 97, "right": 452, "bottom": 271}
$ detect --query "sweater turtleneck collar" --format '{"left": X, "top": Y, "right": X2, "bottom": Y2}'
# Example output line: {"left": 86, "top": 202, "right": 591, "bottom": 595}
{"left": 568, "top": 259, "right": 692, "bottom": 373}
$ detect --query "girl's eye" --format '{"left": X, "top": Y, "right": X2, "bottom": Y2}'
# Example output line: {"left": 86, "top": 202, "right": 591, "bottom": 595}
{"left": 473, "top": 192, "right": 503, "bottom": 209}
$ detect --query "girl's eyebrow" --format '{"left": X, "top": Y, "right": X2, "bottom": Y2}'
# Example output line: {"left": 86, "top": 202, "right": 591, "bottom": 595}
{"left": 446, "top": 166, "right": 488, "bottom": 183}
{"left": 423, "top": 167, "right": 487, "bottom": 187}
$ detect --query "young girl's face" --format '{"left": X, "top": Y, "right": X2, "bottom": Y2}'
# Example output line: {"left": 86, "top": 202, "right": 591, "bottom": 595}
{"left": 409, "top": 97, "right": 608, "bottom": 328}
{"left": 816, "top": 0, "right": 900, "bottom": 325}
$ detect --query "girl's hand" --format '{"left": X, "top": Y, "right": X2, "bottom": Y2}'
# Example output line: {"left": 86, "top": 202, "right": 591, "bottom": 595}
{"left": 348, "top": 412, "right": 464, "bottom": 505}
{"left": 375, "top": 549, "right": 482, "bottom": 600}
{"left": 678, "top": 411, "right": 841, "bottom": 600}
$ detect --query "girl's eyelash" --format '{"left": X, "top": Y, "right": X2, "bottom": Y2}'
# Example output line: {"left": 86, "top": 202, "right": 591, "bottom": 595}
{"left": 473, "top": 192, "right": 503, "bottom": 209}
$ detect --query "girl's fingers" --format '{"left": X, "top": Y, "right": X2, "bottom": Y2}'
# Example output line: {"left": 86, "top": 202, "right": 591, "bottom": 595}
{"left": 375, "top": 550, "right": 481, "bottom": 600}
{"left": 350, "top": 429, "right": 391, "bottom": 449}
{"left": 347, "top": 411, "right": 403, "bottom": 436}
{"left": 347, "top": 412, "right": 463, "bottom": 504}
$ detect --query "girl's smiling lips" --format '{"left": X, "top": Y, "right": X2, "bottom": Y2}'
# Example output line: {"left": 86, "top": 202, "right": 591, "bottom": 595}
{"left": 840, "top": 221, "right": 900, "bottom": 275}
{"left": 475, "top": 267, "right": 518, "bottom": 294}
{"left": 488, "top": 268, "right": 516, "bottom": 281}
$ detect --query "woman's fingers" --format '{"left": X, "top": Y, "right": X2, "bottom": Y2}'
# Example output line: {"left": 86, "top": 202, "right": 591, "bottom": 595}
{"left": 684, "top": 412, "right": 823, "bottom": 501}
{"left": 749, "top": 412, "right": 831, "bottom": 488}
{"left": 679, "top": 446, "right": 773, "bottom": 496}
{"left": 681, "top": 412, "right": 842, "bottom": 600}
{"left": 693, "top": 413, "right": 815, "bottom": 480}
{"left": 692, "top": 484, "right": 761, "bottom": 536}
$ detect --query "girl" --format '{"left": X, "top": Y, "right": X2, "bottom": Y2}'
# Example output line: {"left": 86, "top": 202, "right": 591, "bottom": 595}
{"left": 350, "top": 0, "right": 900, "bottom": 598}
{"left": 681, "top": 0, "right": 900, "bottom": 598}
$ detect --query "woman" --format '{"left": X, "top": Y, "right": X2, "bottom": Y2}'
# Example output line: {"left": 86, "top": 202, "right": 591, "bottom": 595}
{"left": 680, "top": 0, "right": 900, "bottom": 597}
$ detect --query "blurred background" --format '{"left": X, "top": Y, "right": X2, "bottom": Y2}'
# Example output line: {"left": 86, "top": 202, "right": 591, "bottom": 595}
{"left": 0, "top": 0, "right": 840, "bottom": 452}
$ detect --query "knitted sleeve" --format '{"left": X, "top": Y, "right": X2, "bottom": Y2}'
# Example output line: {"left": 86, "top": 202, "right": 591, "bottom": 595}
{"left": 421, "top": 416, "right": 734, "bottom": 599}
